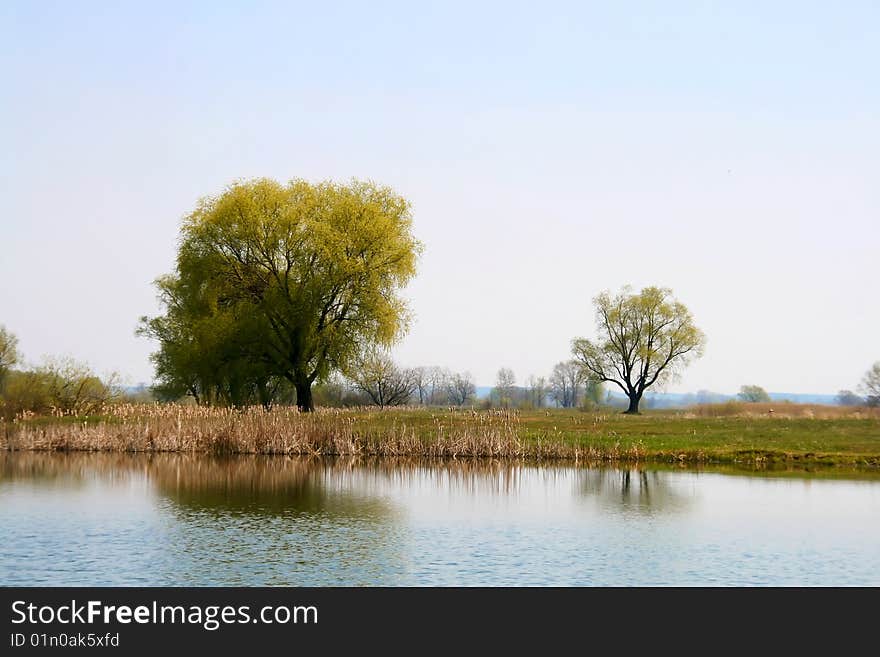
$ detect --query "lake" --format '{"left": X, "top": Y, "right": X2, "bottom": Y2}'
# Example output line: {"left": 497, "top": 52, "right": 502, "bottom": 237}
{"left": 2, "top": 452, "right": 879, "bottom": 586}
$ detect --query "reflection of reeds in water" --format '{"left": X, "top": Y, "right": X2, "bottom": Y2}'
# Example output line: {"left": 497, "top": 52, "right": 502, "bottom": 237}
{"left": 152, "top": 455, "right": 545, "bottom": 508}
{"left": 3, "top": 447, "right": 588, "bottom": 503}
{"left": 1, "top": 449, "right": 552, "bottom": 497}
{"left": 2, "top": 404, "right": 633, "bottom": 460}
{"left": 2, "top": 451, "right": 698, "bottom": 518}
{"left": 0, "top": 449, "right": 149, "bottom": 485}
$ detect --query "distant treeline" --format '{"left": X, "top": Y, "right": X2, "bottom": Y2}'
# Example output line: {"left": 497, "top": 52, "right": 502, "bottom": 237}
{"left": 310, "top": 356, "right": 605, "bottom": 411}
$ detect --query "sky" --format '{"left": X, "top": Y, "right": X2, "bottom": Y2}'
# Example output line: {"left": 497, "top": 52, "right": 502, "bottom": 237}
{"left": 1, "top": 1, "right": 877, "bottom": 394}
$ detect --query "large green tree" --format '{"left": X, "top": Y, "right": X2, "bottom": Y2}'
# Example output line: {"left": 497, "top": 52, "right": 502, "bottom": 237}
{"left": 572, "top": 286, "right": 705, "bottom": 414}
{"left": 141, "top": 178, "right": 421, "bottom": 411}
{"left": 139, "top": 273, "right": 285, "bottom": 406}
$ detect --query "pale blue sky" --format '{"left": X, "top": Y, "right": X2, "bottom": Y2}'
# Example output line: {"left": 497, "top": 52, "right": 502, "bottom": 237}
{"left": 1, "top": 1, "right": 877, "bottom": 393}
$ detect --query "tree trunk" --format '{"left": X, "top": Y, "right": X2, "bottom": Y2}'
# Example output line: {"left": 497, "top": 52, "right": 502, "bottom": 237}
{"left": 257, "top": 380, "right": 271, "bottom": 410}
{"left": 295, "top": 380, "right": 314, "bottom": 412}
{"left": 624, "top": 392, "right": 641, "bottom": 414}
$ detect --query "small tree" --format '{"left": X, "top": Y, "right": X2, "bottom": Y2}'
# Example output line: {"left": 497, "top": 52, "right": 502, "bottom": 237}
{"left": 525, "top": 375, "right": 548, "bottom": 409}
{"left": 492, "top": 367, "right": 516, "bottom": 408}
{"left": 447, "top": 371, "right": 476, "bottom": 406}
{"left": 572, "top": 286, "right": 705, "bottom": 414}
{"left": 861, "top": 362, "right": 880, "bottom": 407}
{"left": 427, "top": 367, "right": 451, "bottom": 405}
{"left": 738, "top": 385, "right": 771, "bottom": 403}
{"left": 582, "top": 378, "right": 604, "bottom": 409}
{"left": 549, "top": 360, "right": 583, "bottom": 408}
{"left": 410, "top": 366, "right": 452, "bottom": 405}
{"left": 0, "top": 325, "right": 19, "bottom": 387}
{"left": 836, "top": 390, "right": 864, "bottom": 407}
{"left": 348, "top": 350, "right": 416, "bottom": 408}
{"left": 38, "top": 356, "right": 121, "bottom": 415}
{"left": 412, "top": 367, "right": 431, "bottom": 405}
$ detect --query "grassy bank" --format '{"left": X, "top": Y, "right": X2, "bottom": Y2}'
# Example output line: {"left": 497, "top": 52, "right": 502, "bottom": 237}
{"left": 2, "top": 403, "right": 879, "bottom": 467}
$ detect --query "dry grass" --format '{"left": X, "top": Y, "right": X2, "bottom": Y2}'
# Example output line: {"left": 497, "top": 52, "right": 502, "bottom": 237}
{"left": 0, "top": 403, "right": 602, "bottom": 460}
{"left": 687, "top": 401, "right": 878, "bottom": 419}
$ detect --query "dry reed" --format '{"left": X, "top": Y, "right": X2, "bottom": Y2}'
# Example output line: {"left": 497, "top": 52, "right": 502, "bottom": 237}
{"left": 687, "top": 401, "right": 879, "bottom": 419}
{"left": 0, "top": 403, "right": 602, "bottom": 460}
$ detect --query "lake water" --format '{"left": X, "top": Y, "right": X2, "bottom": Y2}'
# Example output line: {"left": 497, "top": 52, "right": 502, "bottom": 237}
{"left": 2, "top": 452, "right": 879, "bottom": 586}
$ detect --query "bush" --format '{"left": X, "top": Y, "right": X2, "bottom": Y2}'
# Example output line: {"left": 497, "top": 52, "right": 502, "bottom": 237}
{"left": 0, "top": 357, "right": 121, "bottom": 418}
{"left": 0, "top": 369, "right": 52, "bottom": 417}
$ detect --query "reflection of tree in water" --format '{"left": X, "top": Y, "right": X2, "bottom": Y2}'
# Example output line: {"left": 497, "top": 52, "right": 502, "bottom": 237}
{"left": 578, "top": 467, "right": 693, "bottom": 513}
{"left": 0, "top": 452, "right": 396, "bottom": 520}
{"left": 147, "top": 454, "right": 399, "bottom": 520}
{"left": 146, "top": 456, "right": 547, "bottom": 585}
{"left": 5, "top": 452, "right": 701, "bottom": 517}
{"left": 140, "top": 454, "right": 408, "bottom": 585}
{"left": 151, "top": 455, "right": 550, "bottom": 516}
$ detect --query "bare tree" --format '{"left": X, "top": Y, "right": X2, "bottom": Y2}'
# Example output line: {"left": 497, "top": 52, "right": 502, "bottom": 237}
{"left": 525, "top": 375, "right": 548, "bottom": 408}
{"left": 447, "top": 371, "right": 476, "bottom": 406}
{"left": 38, "top": 356, "right": 121, "bottom": 415}
{"left": 836, "top": 390, "right": 864, "bottom": 406}
{"left": 428, "top": 367, "right": 451, "bottom": 405}
{"left": 549, "top": 360, "right": 583, "bottom": 408}
{"left": 861, "top": 362, "right": 880, "bottom": 407}
{"left": 348, "top": 350, "right": 417, "bottom": 408}
{"left": 492, "top": 367, "right": 516, "bottom": 408}
{"left": 411, "top": 366, "right": 452, "bottom": 405}
{"left": 412, "top": 367, "right": 431, "bottom": 405}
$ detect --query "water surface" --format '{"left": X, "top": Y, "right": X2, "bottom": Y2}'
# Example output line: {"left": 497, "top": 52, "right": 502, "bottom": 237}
{"left": 2, "top": 452, "right": 879, "bottom": 585}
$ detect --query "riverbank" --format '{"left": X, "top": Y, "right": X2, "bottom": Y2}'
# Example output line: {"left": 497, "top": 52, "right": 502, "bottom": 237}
{"left": 2, "top": 403, "right": 879, "bottom": 467}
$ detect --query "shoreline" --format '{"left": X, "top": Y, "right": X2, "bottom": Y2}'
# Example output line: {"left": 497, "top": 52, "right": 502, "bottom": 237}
{"left": 3, "top": 447, "right": 880, "bottom": 481}
{"left": 3, "top": 403, "right": 879, "bottom": 470}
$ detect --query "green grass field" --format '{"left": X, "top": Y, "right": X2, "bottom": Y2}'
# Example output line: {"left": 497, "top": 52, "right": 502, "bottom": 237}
{"left": 339, "top": 406, "right": 880, "bottom": 465}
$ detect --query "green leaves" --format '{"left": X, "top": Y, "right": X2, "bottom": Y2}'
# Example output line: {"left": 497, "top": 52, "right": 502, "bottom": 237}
{"left": 140, "top": 177, "right": 421, "bottom": 410}
{"left": 572, "top": 286, "right": 706, "bottom": 412}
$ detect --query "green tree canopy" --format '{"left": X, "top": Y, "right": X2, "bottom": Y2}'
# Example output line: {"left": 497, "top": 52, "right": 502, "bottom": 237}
{"left": 738, "top": 385, "right": 771, "bottom": 403}
{"left": 571, "top": 286, "right": 705, "bottom": 414}
{"left": 140, "top": 178, "right": 421, "bottom": 411}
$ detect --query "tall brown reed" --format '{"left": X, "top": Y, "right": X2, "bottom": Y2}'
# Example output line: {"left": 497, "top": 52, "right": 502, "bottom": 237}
{"left": 1, "top": 404, "right": 598, "bottom": 459}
